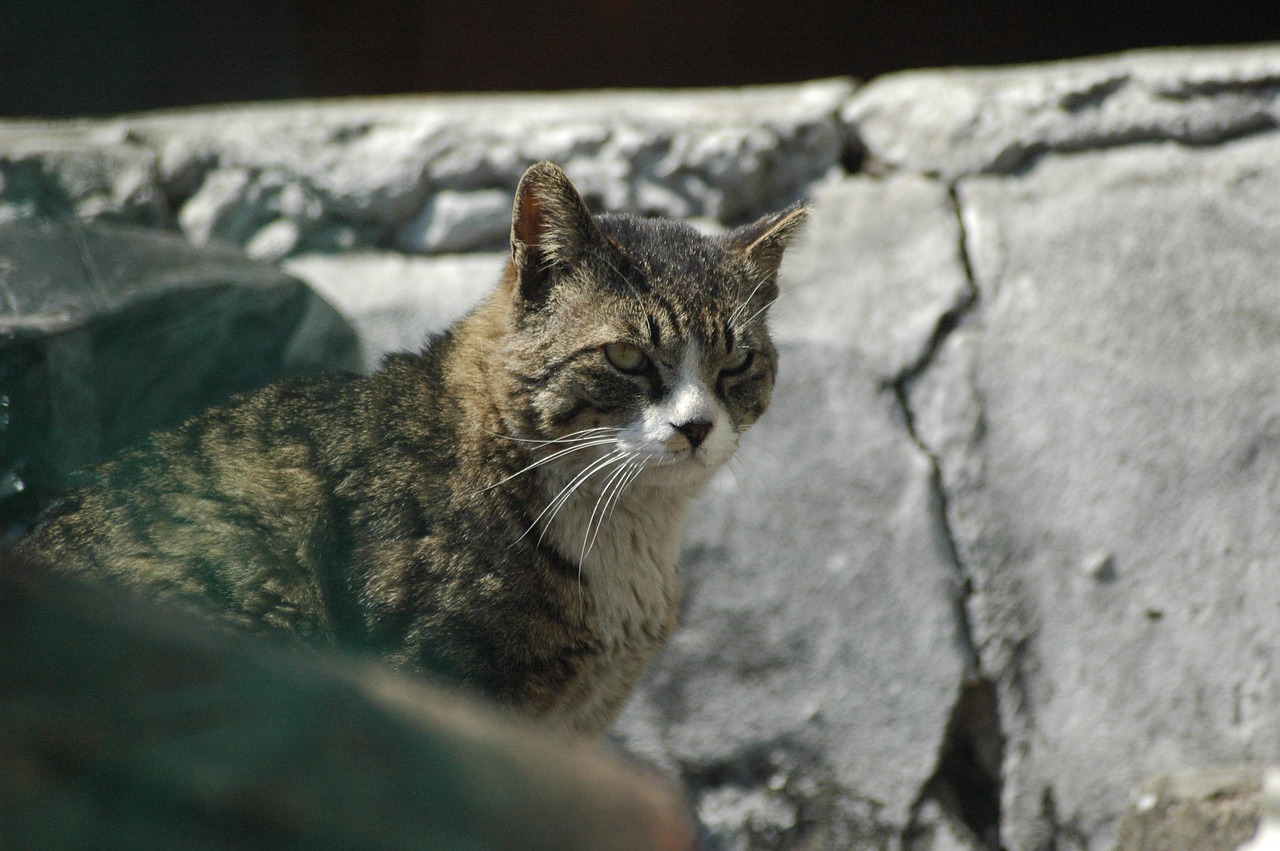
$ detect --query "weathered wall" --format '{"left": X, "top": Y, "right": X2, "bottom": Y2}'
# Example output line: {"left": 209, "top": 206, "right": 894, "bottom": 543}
{"left": 4, "top": 44, "right": 1280, "bottom": 850}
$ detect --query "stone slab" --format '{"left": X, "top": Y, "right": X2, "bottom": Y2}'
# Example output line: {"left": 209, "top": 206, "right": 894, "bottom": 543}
{"left": 845, "top": 44, "right": 1280, "bottom": 179}
{"left": 911, "top": 131, "right": 1280, "bottom": 850}
{"left": 780, "top": 173, "right": 972, "bottom": 380}
{"left": 0, "top": 219, "right": 359, "bottom": 534}
{"left": 284, "top": 251, "right": 502, "bottom": 371}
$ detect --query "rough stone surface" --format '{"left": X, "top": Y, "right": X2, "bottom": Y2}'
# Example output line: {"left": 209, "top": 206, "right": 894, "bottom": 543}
{"left": 846, "top": 44, "right": 1280, "bottom": 179}
{"left": 912, "top": 133, "right": 1280, "bottom": 849}
{"left": 0, "top": 219, "right": 359, "bottom": 534}
{"left": 283, "top": 251, "right": 501, "bottom": 371}
{"left": 780, "top": 173, "right": 972, "bottom": 380}
{"left": 0, "top": 122, "right": 168, "bottom": 226}
{"left": 0, "top": 80, "right": 853, "bottom": 259}
{"left": 393, "top": 188, "right": 513, "bottom": 254}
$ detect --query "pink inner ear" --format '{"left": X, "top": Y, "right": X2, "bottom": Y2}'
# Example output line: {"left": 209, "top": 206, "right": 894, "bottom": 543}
{"left": 514, "top": 186, "right": 548, "bottom": 251}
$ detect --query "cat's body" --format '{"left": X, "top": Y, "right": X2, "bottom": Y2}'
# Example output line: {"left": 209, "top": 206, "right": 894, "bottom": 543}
{"left": 18, "top": 163, "right": 805, "bottom": 737}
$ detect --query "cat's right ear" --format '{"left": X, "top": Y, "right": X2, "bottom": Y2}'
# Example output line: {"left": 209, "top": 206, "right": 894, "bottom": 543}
{"left": 510, "top": 162, "right": 599, "bottom": 305}
{"left": 725, "top": 202, "right": 810, "bottom": 281}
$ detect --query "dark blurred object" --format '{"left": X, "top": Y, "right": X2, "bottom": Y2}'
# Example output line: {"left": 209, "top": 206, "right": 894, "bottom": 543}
{"left": 3, "top": 0, "right": 1280, "bottom": 117}
{"left": 0, "top": 219, "right": 360, "bottom": 536}
{"left": 0, "top": 550, "right": 697, "bottom": 850}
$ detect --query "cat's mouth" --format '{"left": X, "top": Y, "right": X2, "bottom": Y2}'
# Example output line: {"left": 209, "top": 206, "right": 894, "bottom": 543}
{"left": 640, "top": 446, "right": 725, "bottom": 486}
{"left": 655, "top": 451, "right": 704, "bottom": 468}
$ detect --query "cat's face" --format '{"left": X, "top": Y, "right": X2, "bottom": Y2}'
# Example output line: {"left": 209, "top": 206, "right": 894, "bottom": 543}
{"left": 500, "top": 162, "right": 806, "bottom": 491}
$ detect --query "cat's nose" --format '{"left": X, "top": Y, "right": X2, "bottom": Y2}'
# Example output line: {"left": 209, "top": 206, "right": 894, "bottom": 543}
{"left": 673, "top": 419, "right": 712, "bottom": 449}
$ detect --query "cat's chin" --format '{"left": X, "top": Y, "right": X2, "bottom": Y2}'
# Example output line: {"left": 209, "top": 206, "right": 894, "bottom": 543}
{"left": 640, "top": 454, "right": 722, "bottom": 491}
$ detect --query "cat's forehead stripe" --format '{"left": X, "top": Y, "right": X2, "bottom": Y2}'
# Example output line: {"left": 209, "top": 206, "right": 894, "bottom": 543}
{"left": 646, "top": 315, "right": 662, "bottom": 349}
{"left": 647, "top": 293, "right": 683, "bottom": 341}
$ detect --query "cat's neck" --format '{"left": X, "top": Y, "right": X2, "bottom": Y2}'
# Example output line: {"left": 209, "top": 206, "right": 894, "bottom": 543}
{"left": 535, "top": 470, "right": 698, "bottom": 574}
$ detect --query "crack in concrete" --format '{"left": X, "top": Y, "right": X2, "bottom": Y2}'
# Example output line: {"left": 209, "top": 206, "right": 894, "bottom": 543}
{"left": 889, "top": 183, "right": 979, "bottom": 673}
{"left": 889, "top": 183, "right": 1008, "bottom": 850}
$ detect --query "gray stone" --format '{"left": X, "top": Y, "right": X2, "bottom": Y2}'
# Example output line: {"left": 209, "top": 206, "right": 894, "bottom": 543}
{"left": 0, "top": 219, "right": 359, "bottom": 533}
{"left": 911, "top": 132, "right": 1280, "bottom": 850}
{"left": 394, "top": 188, "right": 512, "bottom": 254}
{"left": 123, "top": 80, "right": 853, "bottom": 255}
{"left": 612, "top": 174, "right": 975, "bottom": 847}
{"left": 0, "top": 121, "right": 167, "bottom": 226}
{"left": 179, "top": 167, "right": 335, "bottom": 259}
{"left": 0, "top": 80, "right": 852, "bottom": 257}
{"left": 781, "top": 173, "right": 972, "bottom": 380}
{"left": 1115, "top": 767, "right": 1263, "bottom": 851}
{"left": 283, "top": 251, "right": 501, "bottom": 371}
{"left": 845, "top": 44, "right": 1280, "bottom": 179}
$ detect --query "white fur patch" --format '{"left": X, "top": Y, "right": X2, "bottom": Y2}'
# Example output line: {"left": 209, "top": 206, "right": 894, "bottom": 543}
{"left": 618, "top": 343, "right": 738, "bottom": 475}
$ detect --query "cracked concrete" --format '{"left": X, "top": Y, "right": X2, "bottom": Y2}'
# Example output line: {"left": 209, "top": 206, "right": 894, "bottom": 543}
{"left": 891, "top": 188, "right": 996, "bottom": 850}
{"left": 910, "top": 130, "right": 1280, "bottom": 851}
{"left": 6, "top": 45, "right": 1280, "bottom": 850}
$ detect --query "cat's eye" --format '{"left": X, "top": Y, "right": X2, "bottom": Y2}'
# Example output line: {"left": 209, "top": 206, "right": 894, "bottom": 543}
{"left": 721, "top": 348, "right": 754, "bottom": 376}
{"left": 604, "top": 342, "right": 649, "bottom": 373}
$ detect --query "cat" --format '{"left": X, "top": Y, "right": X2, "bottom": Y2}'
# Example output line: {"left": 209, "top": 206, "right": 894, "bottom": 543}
{"left": 17, "top": 162, "right": 807, "bottom": 738}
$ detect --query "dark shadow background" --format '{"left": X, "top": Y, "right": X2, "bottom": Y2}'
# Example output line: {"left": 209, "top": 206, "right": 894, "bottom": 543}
{"left": 3, "top": 0, "right": 1279, "bottom": 117}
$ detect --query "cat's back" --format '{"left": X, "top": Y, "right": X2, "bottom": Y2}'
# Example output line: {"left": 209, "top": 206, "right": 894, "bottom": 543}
{"left": 17, "top": 350, "right": 452, "bottom": 637}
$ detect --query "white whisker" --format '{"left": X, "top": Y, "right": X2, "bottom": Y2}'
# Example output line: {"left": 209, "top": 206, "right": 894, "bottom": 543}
{"left": 469, "top": 436, "right": 618, "bottom": 496}
{"left": 489, "top": 426, "right": 620, "bottom": 447}
{"left": 580, "top": 456, "right": 636, "bottom": 562}
{"left": 738, "top": 291, "right": 786, "bottom": 327}
{"left": 728, "top": 266, "right": 776, "bottom": 327}
{"left": 512, "top": 449, "right": 628, "bottom": 548}
{"left": 608, "top": 461, "right": 646, "bottom": 524}
{"left": 727, "top": 453, "right": 764, "bottom": 488}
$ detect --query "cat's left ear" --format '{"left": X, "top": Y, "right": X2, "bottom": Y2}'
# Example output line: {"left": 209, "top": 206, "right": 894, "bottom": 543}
{"left": 724, "top": 202, "right": 810, "bottom": 285}
{"left": 510, "top": 162, "right": 602, "bottom": 304}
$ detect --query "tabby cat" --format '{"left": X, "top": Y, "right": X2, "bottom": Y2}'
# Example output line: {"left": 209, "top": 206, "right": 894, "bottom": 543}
{"left": 18, "top": 162, "right": 807, "bottom": 737}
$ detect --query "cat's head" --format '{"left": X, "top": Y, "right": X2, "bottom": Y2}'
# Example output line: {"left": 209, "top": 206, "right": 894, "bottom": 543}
{"left": 498, "top": 162, "right": 806, "bottom": 490}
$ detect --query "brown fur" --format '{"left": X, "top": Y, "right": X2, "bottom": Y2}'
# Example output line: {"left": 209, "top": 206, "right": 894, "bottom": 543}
{"left": 18, "top": 163, "right": 806, "bottom": 737}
